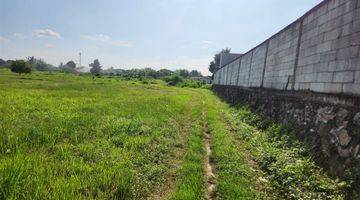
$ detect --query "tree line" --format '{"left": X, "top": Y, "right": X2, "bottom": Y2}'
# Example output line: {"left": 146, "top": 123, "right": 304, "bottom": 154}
{"left": 0, "top": 57, "right": 205, "bottom": 79}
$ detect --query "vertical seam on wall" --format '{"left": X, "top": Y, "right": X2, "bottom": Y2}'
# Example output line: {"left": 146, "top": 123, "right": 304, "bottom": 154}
{"left": 291, "top": 19, "right": 304, "bottom": 90}
{"left": 247, "top": 51, "right": 254, "bottom": 87}
{"left": 225, "top": 65, "right": 229, "bottom": 85}
{"left": 229, "top": 63, "right": 233, "bottom": 85}
{"left": 236, "top": 58, "right": 242, "bottom": 86}
{"left": 260, "top": 40, "right": 270, "bottom": 88}
{"left": 228, "top": 65, "right": 231, "bottom": 85}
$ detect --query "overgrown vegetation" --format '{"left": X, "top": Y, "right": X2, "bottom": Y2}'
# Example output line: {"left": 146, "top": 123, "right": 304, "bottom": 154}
{"left": 164, "top": 74, "right": 209, "bottom": 88}
{"left": 0, "top": 69, "right": 351, "bottom": 199}
{"left": 225, "top": 104, "right": 347, "bottom": 199}
{"left": 0, "top": 69, "right": 203, "bottom": 199}
{"left": 171, "top": 98, "right": 205, "bottom": 200}
{"left": 204, "top": 93, "right": 268, "bottom": 199}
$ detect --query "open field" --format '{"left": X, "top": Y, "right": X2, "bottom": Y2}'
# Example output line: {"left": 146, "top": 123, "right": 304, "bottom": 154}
{"left": 0, "top": 69, "right": 348, "bottom": 199}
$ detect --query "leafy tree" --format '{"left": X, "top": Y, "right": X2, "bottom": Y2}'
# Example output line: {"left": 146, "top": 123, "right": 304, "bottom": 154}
{"left": 25, "top": 56, "right": 51, "bottom": 71}
{"left": 26, "top": 56, "right": 35, "bottom": 66}
{"left": 90, "top": 59, "right": 102, "bottom": 76}
{"left": 59, "top": 62, "right": 64, "bottom": 69}
{"left": 0, "top": 58, "right": 6, "bottom": 67}
{"left": 144, "top": 68, "right": 158, "bottom": 78}
{"left": 175, "top": 69, "right": 189, "bottom": 78}
{"left": 189, "top": 70, "right": 202, "bottom": 77}
{"left": 10, "top": 60, "right": 31, "bottom": 74}
{"left": 65, "top": 61, "right": 76, "bottom": 69}
{"left": 34, "top": 59, "right": 50, "bottom": 71}
{"left": 158, "top": 69, "right": 173, "bottom": 77}
{"left": 209, "top": 61, "right": 217, "bottom": 74}
{"left": 5, "top": 60, "right": 13, "bottom": 68}
{"left": 59, "top": 61, "right": 76, "bottom": 73}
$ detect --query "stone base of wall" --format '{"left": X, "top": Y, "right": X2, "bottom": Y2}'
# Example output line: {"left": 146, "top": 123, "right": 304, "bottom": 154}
{"left": 212, "top": 84, "right": 360, "bottom": 177}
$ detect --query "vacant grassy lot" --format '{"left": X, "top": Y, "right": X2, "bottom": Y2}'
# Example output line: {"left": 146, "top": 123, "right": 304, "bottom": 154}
{"left": 0, "top": 69, "right": 347, "bottom": 199}
{"left": 0, "top": 70, "right": 203, "bottom": 199}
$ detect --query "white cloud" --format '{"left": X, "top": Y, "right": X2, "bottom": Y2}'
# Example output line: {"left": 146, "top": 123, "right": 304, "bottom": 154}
{"left": 202, "top": 40, "right": 213, "bottom": 44}
{"left": 32, "top": 29, "right": 61, "bottom": 39}
{"left": 81, "top": 34, "right": 133, "bottom": 47}
{"left": 13, "top": 33, "right": 28, "bottom": 39}
{"left": 45, "top": 44, "right": 54, "bottom": 48}
{"left": 0, "top": 36, "right": 10, "bottom": 44}
{"left": 180, "top": 40, "right": 214, "bottom": 49}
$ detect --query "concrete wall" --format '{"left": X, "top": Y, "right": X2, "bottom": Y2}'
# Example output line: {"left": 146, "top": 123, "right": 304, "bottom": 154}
{"left": 249, "top": 43, "right": 268, "bottom": 87}
{"left": 238, "top": 52, "right": 252, "bottom": 87}
{"left": 214, "top": 0, "right": 360, "bottom": 96}
{"left": 264, "top": 21, "right": 301, "bottom": 90}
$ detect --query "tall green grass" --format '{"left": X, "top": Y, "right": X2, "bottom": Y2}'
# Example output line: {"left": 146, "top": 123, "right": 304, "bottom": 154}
{"left": 203, "top": 92, "right": 262, "bottom": 199}
{"left": 0, "top": 69, "right": 202, "bottom": 199}
{"left": 0, "top": 69, "right": 348, "bottom": 199}
{"left": 225, "top": 105, "right": 347, "bottom": 199}
{"left": 170, "top": 99, "right": 205, "bottom": 199}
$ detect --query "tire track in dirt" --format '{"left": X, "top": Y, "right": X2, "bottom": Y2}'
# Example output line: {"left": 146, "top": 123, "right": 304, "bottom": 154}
{"left": 202, "top": 99, "right": 216, "bottom": 200}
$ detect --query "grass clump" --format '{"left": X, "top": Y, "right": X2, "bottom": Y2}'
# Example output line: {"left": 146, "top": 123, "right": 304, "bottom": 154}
{"left": 227, "top": 105, "right": 347, "bottom": 199}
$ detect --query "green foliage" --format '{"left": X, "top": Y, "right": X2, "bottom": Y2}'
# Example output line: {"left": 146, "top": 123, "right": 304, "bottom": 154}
{"left": 10, "top": 60, "right": 31, "bottom": 74}
{"left": 164, "top": 74, "right": 183, "bottom": 86}
{"left": 25, "top": 57, "right": 55, "bottom": 72}
{"left": 189, "top": 70, "right": 202, "bottom": 77}
{"left": 229, "top": 106, "right": 347, "bottom": 199}
{"left": 177, "top": 79, "right": 204, "bottom": 88}
{"left": 175, "top": 69, "right": 190, "bottom": 78}
{"left": 346, "top": 165, "right": 360, "bottom": 199}
{"left": 90, "top": 59, "right": 102, "bottom": 76}
{"left": 157, "top": 69, "right": 173, "bottom": 77}
{"left": 164, "top": 75, "right": 207, "bottom": 89}
{"left": 208, "top": 61, "right": 217, "bottom": 74}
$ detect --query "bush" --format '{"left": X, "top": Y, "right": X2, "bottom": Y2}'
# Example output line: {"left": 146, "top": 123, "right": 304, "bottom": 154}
{"left": 10, "top": 60, "right": 31, "bottom": 74}
{"left": 164, "top": 75, "right": 183, "bottom": 86}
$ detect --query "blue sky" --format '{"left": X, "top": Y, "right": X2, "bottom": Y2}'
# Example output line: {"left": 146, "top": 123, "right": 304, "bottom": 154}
{"left": 0, "top": 0, "right": 322, "bottom": 75}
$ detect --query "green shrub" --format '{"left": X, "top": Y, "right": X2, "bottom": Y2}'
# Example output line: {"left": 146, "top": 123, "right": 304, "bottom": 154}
{"left": 10, "top": 60, "right": 32, "bottom": 74}
{"left": 164, "top": 74, "right": 183, "bottom": 86}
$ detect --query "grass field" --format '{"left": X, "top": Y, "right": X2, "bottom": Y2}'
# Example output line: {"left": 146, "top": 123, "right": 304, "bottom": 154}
{"left": 0, "top": 69, "right": 348, "bottom": 199}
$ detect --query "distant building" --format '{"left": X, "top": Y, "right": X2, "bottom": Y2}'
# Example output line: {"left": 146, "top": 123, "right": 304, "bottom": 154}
{"left": 75, "top": 66, "right": 90, "bottom": 73}
{"left": 219, "top": 53, "right": 243, "bottom": 68}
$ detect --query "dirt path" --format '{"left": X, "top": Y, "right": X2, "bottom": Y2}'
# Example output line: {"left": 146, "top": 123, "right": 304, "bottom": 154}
{"left": 202, "top": 99, "right": 216, "bottom": 200}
